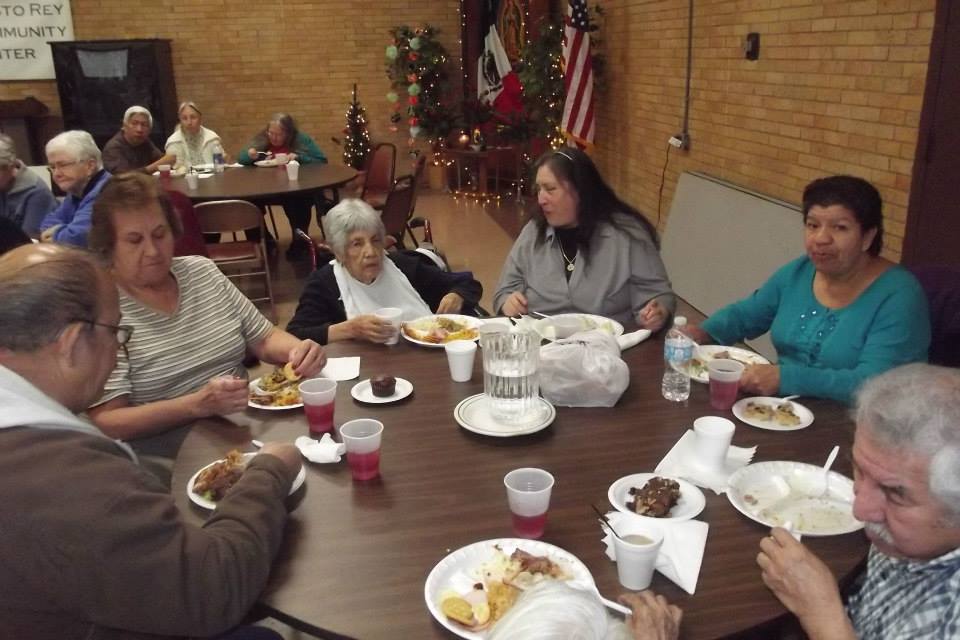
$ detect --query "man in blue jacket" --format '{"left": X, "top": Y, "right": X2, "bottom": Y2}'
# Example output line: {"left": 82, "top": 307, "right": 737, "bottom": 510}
{"left": 0, "top": 134, "right": 58, "bottom": 237}
{"left": 39, "top": 130, "right": 111, "bottom": 247}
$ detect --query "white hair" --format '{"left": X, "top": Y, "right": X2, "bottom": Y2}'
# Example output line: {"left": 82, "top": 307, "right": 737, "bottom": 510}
{"left": 123, "top": 105, "right": 153, "bottom": 128}
{"left": 855, "top": 363, "right": 960, "bottom": 522}
{"left": 488, "top": 582, "right": 631, "bottom": 640}
{"left": 45, "top": 130, "right": 103, "bottom": 170}
{"left": 0, "top": 133, "right": 15, "bottom": 167}
{"left": 322, "top": 198, "right": 385, "bottom": 257}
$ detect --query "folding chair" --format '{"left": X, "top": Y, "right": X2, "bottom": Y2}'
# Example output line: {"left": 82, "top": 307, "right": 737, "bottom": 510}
{"left": 360, "top": 142, "right": 396, "bottom": 210}
{"left": 194, "top": 199, "right": 277, "bottom": 322}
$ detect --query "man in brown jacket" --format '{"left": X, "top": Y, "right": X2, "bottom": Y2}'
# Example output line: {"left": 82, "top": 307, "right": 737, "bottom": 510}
{"left": 0, "top": 243, "right": 299, "bottom": 639}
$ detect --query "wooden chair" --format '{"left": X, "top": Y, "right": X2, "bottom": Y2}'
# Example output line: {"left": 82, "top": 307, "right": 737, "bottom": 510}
{"left": 360, "top": 142, "right": 396, "bottom": 210}
{"left": 193, "top": 199, "right": 276, "bottom": 322}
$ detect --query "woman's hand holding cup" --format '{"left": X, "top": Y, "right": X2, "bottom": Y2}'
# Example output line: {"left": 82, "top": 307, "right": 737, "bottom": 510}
{"left": 350, "top": 314, "right": 396, "bottom": 343}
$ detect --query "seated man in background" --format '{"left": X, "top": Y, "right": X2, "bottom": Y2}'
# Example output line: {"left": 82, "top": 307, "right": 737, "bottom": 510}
{"left": 0, "top": 133, "right": 58, "bottom": 237}
{"left": 758, "top": 363, "right": 960, "bottom": 639}
{"left": 102, "top": 105, "right": 177, "bottom": 174}
{"left": 39, "top": 130, "right": 111, "bottom": 247}
{"left": 0, "top": 243, "right": 297, "bottom": 640}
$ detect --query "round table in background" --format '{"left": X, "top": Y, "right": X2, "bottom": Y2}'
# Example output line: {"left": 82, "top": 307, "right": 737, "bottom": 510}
{"left": 172, "top": 322, "right": 868, "bottom": 639}
{"left": 165, "top": 163, "right": 358, "bottom": 207}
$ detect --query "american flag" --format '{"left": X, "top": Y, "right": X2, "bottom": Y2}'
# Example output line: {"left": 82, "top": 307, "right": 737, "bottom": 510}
{"left": 562, "top": 0, "right": 595, "bottom": 146}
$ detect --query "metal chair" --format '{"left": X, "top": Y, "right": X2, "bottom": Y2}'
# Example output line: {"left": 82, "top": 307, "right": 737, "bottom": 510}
{"left": 379, "top": 174, "right": 416, "bottom": 250}
{"left": 360, "top": 142, "right": 396, "bottom": 210}
{"left": 293, "top": 228, "right": 334, "bottom": 272}
{"left": 194, "top": 199, "right": 277, "bottom": 322}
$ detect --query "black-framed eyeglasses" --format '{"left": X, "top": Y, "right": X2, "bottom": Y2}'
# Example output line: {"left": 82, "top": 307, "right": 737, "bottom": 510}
{"left": 75, "top": 319, "right": 134, "bottom": 346}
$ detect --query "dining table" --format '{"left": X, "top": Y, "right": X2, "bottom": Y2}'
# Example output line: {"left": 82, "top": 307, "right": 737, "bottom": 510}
{"left": 164, "top": 163, "right": 358, "bottom": 210}
{"left": 172, "top": 319, "right": 869, "bottom": 640}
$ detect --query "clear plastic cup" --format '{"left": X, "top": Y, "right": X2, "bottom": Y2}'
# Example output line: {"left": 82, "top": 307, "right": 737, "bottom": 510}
{"left": 158, "top": 164, "right": 171, "bottom": 180}
{"left": 504, "top": 467, "right": 554, "bottom": 539}
{"left": 340, "top": 418, "right": 383, "bottom": 481}
{"left": 707, "top": 358, "right": 744, "bottom": 411}
{"left": 299, "top": 378, "right": 337, "bottom": 436}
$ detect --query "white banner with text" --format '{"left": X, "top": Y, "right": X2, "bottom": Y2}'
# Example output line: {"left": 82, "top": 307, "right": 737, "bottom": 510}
{"left": 0, "top": 1, "right": 74, "bottom": 79}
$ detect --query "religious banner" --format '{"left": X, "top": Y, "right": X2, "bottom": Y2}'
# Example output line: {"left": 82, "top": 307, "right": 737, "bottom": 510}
{"left": 0, "top": 0, "right": 74, "bottom": 80}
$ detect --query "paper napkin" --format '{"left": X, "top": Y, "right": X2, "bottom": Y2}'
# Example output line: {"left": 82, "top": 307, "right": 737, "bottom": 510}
{"left": 655, "top": 429, "right": 756, "bottom": 494}
{"left": 319, "top": 357, "right": 361, "bottom": 381}
{"left": 294, "top": 434, "right": 345, "bottom": 463}
{"left": 616, "top": 329, "right": 652, "bottom": 351}
{"left": 601, "top": 511, "right": 709, "bottom": 595}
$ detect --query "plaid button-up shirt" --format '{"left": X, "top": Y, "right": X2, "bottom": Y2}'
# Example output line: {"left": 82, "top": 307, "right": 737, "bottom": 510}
{"left": 846, "top": 545, "right": 960, "bottom": 638}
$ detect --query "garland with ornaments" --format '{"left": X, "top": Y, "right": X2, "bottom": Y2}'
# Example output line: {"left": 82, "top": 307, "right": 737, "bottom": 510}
{"left": 385, "top": 25, "right": 457, "bottom": 142}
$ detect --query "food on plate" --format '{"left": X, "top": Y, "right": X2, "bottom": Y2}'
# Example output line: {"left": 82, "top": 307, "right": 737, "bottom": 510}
{"left": 402, "top": 316, "right": 478, "bottom": 344}
{"left": 627, "top": 476, "right": 681, "bottom": 517}
{"left": 744, "top": 401, "right": 776, "bottom": 422}
{"left": 249, "top": 364, "right": 303, "bottom": 407}
{"left": 370, "top": 374, "right": 397, "bottom": 397}
{"left": 439, "top": 545, "right": 571, "bottom": 631}
{"left": 688, "top": 357, "right": 707, "bottom": 378}
{"left": 743, "top": 400, "right": 802, "bottom": 427}
{"left": 192, "top": 450, "right": 246, "bottom": 502}
{"left": 774, "top": 403, "right": 802, "bottom": 426}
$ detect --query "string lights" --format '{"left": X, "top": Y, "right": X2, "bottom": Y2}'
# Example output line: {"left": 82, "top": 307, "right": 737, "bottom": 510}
{"left": 341, "top": 83, "right": 372, "bottom": 170}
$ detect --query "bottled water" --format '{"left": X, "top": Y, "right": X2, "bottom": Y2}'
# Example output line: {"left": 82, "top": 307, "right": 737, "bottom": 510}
{"left": 662, "top": 316, "right": 693, "bottom": 402}
{"left": 212, "top": 142, "right": 225, "bottom": 173}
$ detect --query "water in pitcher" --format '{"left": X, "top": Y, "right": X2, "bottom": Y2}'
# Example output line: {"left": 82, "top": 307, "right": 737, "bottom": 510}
{"left": 482, "top": 330, "right": 540, "bottom": 424}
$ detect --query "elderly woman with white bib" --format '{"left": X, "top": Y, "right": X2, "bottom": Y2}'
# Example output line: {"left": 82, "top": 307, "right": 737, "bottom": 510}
{"left": 287, "top": 199, "right": 482, "bottom": 345}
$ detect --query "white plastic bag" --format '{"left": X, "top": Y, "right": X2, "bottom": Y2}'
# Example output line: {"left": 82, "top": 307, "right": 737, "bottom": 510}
{"left": 539, "top": 330, "right": 630, "bottom": 407}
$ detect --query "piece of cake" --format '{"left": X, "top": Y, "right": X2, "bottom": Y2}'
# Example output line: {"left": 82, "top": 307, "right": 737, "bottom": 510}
{"left": 627, "top": 477, "right": 682, "bottom": 517}
{"left": 370, "top": 375, "right": 397, "bottom": 397}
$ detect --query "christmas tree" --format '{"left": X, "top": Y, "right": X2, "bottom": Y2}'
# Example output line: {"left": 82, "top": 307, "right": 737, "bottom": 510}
{"left": 343, "top": 84, "right": 372, "bottom": 169}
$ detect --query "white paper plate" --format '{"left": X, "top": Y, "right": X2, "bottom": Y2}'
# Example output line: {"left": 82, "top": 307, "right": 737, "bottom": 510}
{"left": 607, "top": 473, "right": 706, "bottom": 521}
{"left": 530, "top": 313, "right": 624, "bottom": 341}
{"left": 350, "top": 377, "right": 413, "bottom": 403}
{"left": 686, "top": 345, "right": 771, "bottom": 383}
{"left": 187, "top": 452, "right": 306, "bottom": 510}
{"left": 733, "top": 397, "right": 814, "bottom": 431}
{"left": 247, "top": 377, "right": 303, "bottom": 410}
{"left": 424, "top": 538, "right": 595, "bottom": 640}
{"left": 727, "top": 461, "right": 862, "bottom": 536}
{"left": 454, "top": 393, "right": 555, "bottom": 437}
{"left": 401, "top": 314, "right": 483, "bottom": 348}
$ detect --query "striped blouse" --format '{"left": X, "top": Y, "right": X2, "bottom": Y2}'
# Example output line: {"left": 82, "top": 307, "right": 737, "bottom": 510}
{"left": 97, "top": 256, "right": 273, "bottom": 407}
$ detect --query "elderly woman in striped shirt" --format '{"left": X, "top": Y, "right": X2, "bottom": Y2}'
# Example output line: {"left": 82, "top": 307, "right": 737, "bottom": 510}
{"left": 86, "top": 173, "right": 325, "bottom": 478}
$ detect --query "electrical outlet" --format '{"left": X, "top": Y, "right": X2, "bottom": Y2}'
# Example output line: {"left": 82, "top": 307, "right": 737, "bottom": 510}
{"left": 668, "top": 133, "right": 690, "bottom": 150}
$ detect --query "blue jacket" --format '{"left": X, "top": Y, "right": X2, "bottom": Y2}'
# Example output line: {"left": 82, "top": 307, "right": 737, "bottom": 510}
{"left": 39, "top": 169, "right": 111, "bottom": 247}
{"left": 0, "top": 161, "right": 58, "bottom": 236}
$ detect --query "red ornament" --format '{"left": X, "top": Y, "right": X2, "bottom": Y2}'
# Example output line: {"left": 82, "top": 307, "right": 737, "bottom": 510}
{"left": 406, "top": 73, "right": 418, "bottom": 83}
{"left": 408, "top": 52, "right": 419, "bottom": 61}
{"left": 408, "top": 95, "right": 418, "bottom": 105}
{"left": 408, "top": 117, "right": 419, "bottom": 126}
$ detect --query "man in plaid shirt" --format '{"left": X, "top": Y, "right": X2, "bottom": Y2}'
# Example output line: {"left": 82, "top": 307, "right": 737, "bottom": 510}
{"left": 758, "top": 363, "right": 960, "bottom": 639}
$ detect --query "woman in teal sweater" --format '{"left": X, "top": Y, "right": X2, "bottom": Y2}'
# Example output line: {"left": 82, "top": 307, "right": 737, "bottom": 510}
{"left": 687, "top": 176, "right": 930, "bottom": 404}
{"left": 237, "top": 113, "right": 327, "bottom": 258}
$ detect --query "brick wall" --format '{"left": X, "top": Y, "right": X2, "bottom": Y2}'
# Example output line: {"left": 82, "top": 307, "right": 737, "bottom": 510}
{"left": 594, "top": 0, "right": 935, "bottom": 261}
{"left": 0, "top": 0, "right": 463, "bottom": 173}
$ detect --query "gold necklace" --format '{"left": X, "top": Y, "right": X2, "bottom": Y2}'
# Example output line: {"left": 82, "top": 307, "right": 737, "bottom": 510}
{"left": 558, "top": 242, "right": 576, "bottom": 272}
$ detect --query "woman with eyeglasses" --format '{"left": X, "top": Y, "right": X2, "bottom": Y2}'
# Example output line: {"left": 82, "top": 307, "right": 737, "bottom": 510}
{"left": 494, "top": 147, "right": 675, "bottom": 330}
{"left": 236, "top": 113, "right": 328, "bottom": 259}
{"left": 38, "top": 130, "right": 112, "bottom": 247}
{"left": 85, "top": 173, "right": 326, "bottom": 482}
